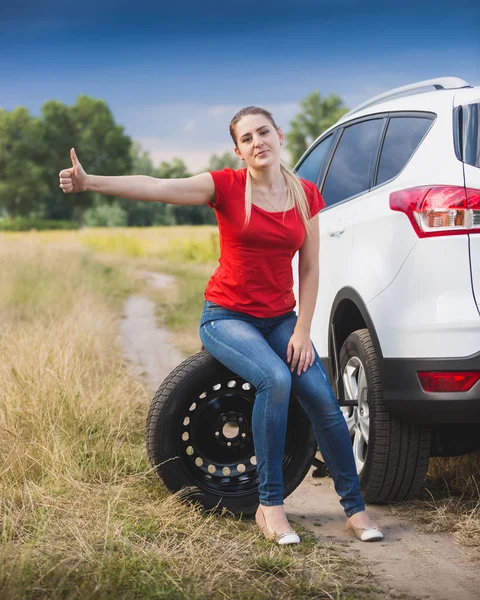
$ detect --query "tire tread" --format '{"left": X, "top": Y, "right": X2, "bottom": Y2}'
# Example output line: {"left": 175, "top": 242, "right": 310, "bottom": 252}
{"left": 340, "top": 329, "right": 431, "bottom": 503}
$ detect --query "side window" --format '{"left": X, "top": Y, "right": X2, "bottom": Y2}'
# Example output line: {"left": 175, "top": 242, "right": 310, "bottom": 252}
{"left": 376, "top": 117, "right": 433, "bottom": 185}
{"left": 322, "top": 119, "right": 384, "bottom": 206}
{"left": 295, "top": 135, "right": 333, "bottom": 184}
{"left": 463, "top": 103, "right": 480, "bottom": 168}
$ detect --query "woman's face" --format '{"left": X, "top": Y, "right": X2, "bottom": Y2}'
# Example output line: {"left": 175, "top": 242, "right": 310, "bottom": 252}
{"left": 233, "top": 114, "right": 284, "bottom": 170}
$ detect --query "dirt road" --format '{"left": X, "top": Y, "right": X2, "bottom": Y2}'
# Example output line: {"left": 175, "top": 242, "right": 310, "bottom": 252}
{"left": 119, "top": 272, "right": 480, "bottom": 600}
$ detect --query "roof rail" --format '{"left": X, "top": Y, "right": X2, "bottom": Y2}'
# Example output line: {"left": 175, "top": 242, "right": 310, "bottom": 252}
{"left": 341, "top": 77, "right": 471, "bottom": 121}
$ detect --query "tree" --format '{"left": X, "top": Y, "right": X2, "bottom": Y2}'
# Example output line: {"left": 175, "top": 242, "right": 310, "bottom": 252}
{"left": 115, "top": 143, "right": 176, "bottom": 226}
{"left": 286, "top": 91, "right": 349, "bottom": 165}
{"left": 0, "top": 107, "right": 49, "bottom": 218}
{"left": 154, "top": 157, "right": 189, "bottom": 180}
{"left": 40, "top": 95, "right": 132, "bottom": 221}
{"left": 157, "top": 158, "right": 211, "bottom": 225}
{"left": 83, "top": 201, "right": 128, "bottom": 227}
{"left": 206, "top": 151, "right": 240, "bottom": 172}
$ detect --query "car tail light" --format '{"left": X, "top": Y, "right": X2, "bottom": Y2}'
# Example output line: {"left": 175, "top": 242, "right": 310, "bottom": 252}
{"left": 418, "top": 371, "right": 480, "bottom": 392}
{"left": 467, "top": 187, "right": 480, "bottom": 230}
{"left": 390, "top": 186, "right": 480, "bottom": 237}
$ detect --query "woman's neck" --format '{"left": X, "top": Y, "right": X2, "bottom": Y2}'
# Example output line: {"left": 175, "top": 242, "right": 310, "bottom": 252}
{"left": 248, "top": 164, "right": 284, "bottom": 191}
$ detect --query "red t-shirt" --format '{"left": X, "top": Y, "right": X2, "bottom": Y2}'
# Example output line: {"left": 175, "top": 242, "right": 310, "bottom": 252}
{"left": 205, "top": 168, "right": 325, "bottom": 318}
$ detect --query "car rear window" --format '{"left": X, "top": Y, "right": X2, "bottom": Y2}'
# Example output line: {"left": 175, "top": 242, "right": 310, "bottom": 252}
{"left": 376, "top": 116, "right": 433, "bottom": 186}
{"left": 463, "top": 103, "right": 480, "bottom": 168}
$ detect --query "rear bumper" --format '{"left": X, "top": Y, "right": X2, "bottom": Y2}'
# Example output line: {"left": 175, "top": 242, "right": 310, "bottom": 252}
{"left": 382, "top": 351, "right": 480, "bottom": 423}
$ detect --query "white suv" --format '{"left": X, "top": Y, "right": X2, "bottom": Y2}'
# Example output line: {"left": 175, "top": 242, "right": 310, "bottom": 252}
{"left": 293, "top": 77, "right": 480, "bottom": 502}
{"left": 146, "top": 77, "right": 479, "bottom": 515}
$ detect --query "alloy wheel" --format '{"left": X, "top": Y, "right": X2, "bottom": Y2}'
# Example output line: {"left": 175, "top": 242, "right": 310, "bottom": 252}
{"left": 341, "top": 356, "right": 370, "bottom": 474}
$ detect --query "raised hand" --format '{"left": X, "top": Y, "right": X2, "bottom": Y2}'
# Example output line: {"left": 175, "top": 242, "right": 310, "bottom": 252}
{"left": 58, "top": 148, "right": 87, "bottom": 193}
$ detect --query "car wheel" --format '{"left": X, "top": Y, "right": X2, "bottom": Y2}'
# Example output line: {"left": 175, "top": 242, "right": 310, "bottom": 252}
{"left": 339, "top": 329, "right": 431, "bottom": 502}
{"left": 146, "top": 349, "right": 317, "bottom": 516}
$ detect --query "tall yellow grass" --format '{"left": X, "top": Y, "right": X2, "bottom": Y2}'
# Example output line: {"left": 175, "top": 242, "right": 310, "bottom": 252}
{"left": 80, "top": 226, "right": 220, "bottom": 263}
{"left": 2, "top": 226, "right": 220, "bottom": 263}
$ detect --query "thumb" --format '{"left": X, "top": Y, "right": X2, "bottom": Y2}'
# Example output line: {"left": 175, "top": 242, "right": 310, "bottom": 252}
{"left": 70, "top": 147, "right": 80, "bottom": 167}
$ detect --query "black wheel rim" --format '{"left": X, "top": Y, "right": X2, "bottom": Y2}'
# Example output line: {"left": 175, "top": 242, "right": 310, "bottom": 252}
{"left": 176, "top": 372, "right": 299, "bottom": 497}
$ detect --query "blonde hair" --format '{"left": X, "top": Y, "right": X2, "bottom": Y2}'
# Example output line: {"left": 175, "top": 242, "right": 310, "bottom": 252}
{"left": 229, "top": 106, "right": 314, "bottom": 238}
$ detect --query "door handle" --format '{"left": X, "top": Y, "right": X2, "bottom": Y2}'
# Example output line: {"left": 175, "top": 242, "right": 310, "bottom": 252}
{"left": 327, "top": 222, "right": 346, "bottom": 237}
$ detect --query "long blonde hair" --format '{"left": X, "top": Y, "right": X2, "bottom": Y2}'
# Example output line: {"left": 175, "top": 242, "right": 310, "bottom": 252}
{"left": 229, "top": 106, "right": 314, "bottom": 238}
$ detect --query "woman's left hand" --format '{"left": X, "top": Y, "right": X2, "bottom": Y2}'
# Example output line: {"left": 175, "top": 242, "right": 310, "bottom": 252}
{"left": 287, "top": 328, "right": 315, "bottom": 376}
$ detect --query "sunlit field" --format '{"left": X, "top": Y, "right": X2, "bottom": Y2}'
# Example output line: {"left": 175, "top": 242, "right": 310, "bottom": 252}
{"left": 81, "top": 226, "right": 220, "bottom": 262}
{"left": 0, "top": 231, "right": 382, "bottom": 599}
{"left": 1, "top": 227, "right": 478, "bottom": 599}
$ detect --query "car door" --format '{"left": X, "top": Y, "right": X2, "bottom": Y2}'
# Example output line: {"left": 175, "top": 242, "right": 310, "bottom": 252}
{"left": 454, "top": 89, "right": 480, "bottom": 314}
{"left": 294, "top": 118, "right": 385, "bottom": 360}
{"left": 353, "top": 113, "right": 435, "bottom": 303}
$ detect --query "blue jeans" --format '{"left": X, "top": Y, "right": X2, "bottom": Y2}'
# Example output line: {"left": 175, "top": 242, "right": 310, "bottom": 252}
{"left": 199, "top": 300, "right": 365, "bottom": 517}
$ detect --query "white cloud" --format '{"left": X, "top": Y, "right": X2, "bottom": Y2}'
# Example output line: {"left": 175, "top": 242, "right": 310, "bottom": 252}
{"left": 206, "top": 102, "right": 300, "bottom": 124}
{"left": 208, "top": 105, "right": 227, "bottom": 117}
{"left": 135, "top": 136, "right": 237, "bottom": 172}
{"left": 122, "top": 101, "right": 301, "bottom": 171}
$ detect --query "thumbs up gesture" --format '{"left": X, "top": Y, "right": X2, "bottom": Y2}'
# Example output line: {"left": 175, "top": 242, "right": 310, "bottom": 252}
{"left": 59, "top": 148, "right": 87, "bottom": 193}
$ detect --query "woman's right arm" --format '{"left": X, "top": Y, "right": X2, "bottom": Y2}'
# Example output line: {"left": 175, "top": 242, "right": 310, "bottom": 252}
{"left": 59, "top": 148, "right": 216, "bottom": 206}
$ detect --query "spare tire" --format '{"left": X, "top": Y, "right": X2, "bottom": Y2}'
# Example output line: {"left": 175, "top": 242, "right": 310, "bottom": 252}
{"left": 146, "top": 349, "right": 317, "bottom": 516}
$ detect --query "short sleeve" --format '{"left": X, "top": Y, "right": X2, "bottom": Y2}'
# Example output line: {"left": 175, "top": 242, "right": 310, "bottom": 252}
{"left": 208, "top": 168, "right": 237, "bottom": 209}
{"left": 303, "top": 180, "right": 326, "bottom": 219}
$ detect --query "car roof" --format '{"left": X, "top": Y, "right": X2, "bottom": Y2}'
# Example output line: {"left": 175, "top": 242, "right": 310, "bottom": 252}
{"left": 301, "top": 88, "right": 457, "bottom": 156}
{"left": 337, "top": 88, "right": 457, "bottom": 125}
{"left": 296, "top": 79, "right": 477, "bottom": 167}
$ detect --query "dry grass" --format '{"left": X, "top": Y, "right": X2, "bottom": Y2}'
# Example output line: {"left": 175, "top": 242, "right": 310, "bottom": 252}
{"left": 80, "top": 225, "right": 220, "bottom": 263}
{"left": 0, "top": 234, "right": 381, "bottom": 599}
{"left": 11, "top": 228, "right": 479, "bottom": 564}
{"left": 392, "top": 454, "right": 480, "bottom": 558}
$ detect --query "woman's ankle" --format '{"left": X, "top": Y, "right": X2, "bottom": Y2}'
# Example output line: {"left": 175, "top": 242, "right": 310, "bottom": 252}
{"left": 347, "top": 510, "right": 378, "bottom": 528}
{"left": 259, "top": 504, "right": 292, "bottom": 529}
{"left": 260, "top": 504, "right": 286, "bottom": 515}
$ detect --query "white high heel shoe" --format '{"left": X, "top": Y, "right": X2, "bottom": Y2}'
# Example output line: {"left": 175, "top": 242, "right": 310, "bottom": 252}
{"left": 255, "top": 505, "right": 300, "bottom": 545}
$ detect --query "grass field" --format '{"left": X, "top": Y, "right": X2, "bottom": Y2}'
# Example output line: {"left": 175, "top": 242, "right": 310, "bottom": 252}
{"left": 75, "top": 227, "right": 480, "bottom": 559}
{"left": 1, "top": 227, "right": 478, "bottom": 599}
{"left": 1, "top": 230, "right": 385, "bottom": 599}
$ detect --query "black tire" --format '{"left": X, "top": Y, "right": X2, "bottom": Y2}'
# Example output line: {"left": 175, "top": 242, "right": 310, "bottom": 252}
{"left": 339, "top": 329, "right": 431, "bottom": 503}
{"left": 146, "top": 349, "right": 317, "bottom": 516}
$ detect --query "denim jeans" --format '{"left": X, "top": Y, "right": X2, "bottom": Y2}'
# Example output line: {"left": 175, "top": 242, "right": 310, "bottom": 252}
{"left": 199, "top": 300, "right": 365, "bottom": 517}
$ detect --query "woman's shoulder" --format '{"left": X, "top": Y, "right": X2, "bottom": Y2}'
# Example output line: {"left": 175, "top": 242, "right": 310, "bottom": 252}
{"left": 297, "top": 176, "right": 316, "bottom": 191}
{"left": 209, "top": 167, "right": 247, "bottom": 186}
{"left": 296, "top": 177, "right": 325, "bottom": 215}
{"left": 208, "top": 168, "right": 247, "bottom": 208}
{"left": 210, "top": 166, "right": 247, "bottom": 176}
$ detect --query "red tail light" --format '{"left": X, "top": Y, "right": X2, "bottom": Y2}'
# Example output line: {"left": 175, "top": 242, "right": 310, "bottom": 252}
{"left": 390, "top": 186, "right": 480, "bottom": 237}
{"left": 418, "top": 371, "right": 480, "bottom": 393}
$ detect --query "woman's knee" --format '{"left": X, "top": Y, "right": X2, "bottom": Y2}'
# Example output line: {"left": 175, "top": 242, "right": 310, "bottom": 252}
{"left": 257, "top": 362, "right": 292, "bottom": 397}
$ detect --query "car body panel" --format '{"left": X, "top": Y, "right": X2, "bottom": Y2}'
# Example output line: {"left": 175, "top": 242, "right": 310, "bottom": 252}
{"left": 292, "top": 200, "right": 356, "bottom": 358}
{"left": 367, "top": 237, "right": 480, "bottom": 358}
{"left": 293, "top": 82, "right": 480, "bottom": 426}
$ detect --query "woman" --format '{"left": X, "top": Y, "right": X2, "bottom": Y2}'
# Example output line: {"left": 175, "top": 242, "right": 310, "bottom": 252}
{"left": 59, "top": 106, "right": 383, "bottom": 545}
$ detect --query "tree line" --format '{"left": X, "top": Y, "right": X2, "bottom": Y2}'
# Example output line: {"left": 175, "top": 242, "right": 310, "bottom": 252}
{"left": 0, "top": 92, "right": 347, "bottom": 227}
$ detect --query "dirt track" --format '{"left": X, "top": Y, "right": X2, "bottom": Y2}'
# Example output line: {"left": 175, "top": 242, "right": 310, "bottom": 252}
{"left": 119, "top": 272, "right": 480, "bottom": 600}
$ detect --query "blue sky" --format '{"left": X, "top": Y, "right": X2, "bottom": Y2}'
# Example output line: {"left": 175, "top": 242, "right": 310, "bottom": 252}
{"left": 1, "top": 0, "right": 479, "bottom": 170}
